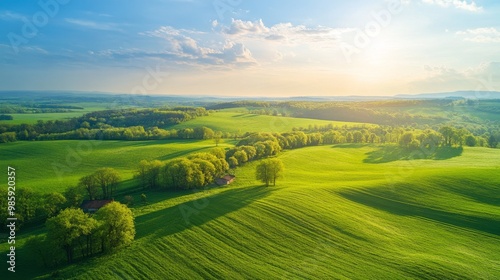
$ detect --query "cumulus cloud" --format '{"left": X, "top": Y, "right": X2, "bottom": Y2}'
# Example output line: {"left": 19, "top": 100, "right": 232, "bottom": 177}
{"left": 421, "top": 0, "right": 483, "bottom": 12}
{"left": 224, "top": 19, "right": 269, "bottom": 35}
{"left": 222, "top": 19, "right": 355, "bottom": 46}
{"left": 134, "top": 26, "right": 258, "bottom": 68}
{"left": 456, "top": 27, "right": 500, "bottom": 43}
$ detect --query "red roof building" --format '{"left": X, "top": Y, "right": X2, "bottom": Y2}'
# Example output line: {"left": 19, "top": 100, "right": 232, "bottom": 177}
{"left": 80, "top": 199, "right": 112, "bottom": 213}
{"left": 216, "top": 175, "right": 235, "bottom": 185}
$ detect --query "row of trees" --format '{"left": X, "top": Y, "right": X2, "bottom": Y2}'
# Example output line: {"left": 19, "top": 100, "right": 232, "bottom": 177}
{"left": 27, "top": 202, "right": 135, "bottom": 266}
{"left": 0, "top": 107, "right": 208, "bottom": 143}
{"left": 22, "top": 125, "right": 230, "bottom": 142}
{"left": 136, "top": 148, "right": 229, "bottom": 190}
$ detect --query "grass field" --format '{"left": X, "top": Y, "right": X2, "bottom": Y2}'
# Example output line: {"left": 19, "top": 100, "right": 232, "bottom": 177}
{"left": 0, "top": 140, "right": 234, "bottom": 194}
{"left": 171, "top": 111, "right": 368, "bottom": 133}
{"left": 0, "top": 112, "right": 90, "bottom": 125}
{"left": 2, "top": 144, "right": 499, "bottom": 279}
{"left": 0, "top": 103, "right": 137, "bottom": 125}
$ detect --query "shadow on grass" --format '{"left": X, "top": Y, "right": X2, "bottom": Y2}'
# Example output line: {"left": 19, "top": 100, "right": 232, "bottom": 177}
{"left": 333, "top": 143, "right": 370, "bottom": 149}
{"left": 363, "top": 145, "right": 463, "bottom": 163}
{"left": 157, "top": 147, "right": 210, "bottom": 161}
{"left": 437, "top": 181, "right": 500, "bottom": 208}
{"left": 338, "top": 189, "right": 500, "bottom": 236}
{"left": 135, "top": 186, "right": 273, "bottom": 239}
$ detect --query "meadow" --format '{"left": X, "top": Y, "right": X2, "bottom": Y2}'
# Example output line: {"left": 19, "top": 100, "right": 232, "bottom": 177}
{"left": 171, "top": 110, "right": 367, "bottom": 133}
{"left": 0, "top": 103, "right": 114, "bottom": 125}
{"left": 0, "top": 139, "right": 234, "bottom": 194}
{"left": 2, "top": 143, "right": 499, "bottom": 279}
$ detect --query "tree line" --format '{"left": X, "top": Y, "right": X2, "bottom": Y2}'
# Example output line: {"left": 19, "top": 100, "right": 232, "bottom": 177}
{"left": 136, "top": 148, "right": 229, "bottom": 190}
{"left": 0, "top": 107, "right": 208, "bottom": 143}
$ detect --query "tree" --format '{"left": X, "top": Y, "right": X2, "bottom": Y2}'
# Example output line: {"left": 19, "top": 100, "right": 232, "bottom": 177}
{"left": 147, "top": 160, "right": 163, "bottom": 189}
{"left": 95, "top": 202, "right": 135, "bottom": 252}
{"left": 163, "top": 158, "right": 202, "bottom": 189}
{"left": 399, "top": 132, "right": 414, "bottom": 149}
{"left": 214, "top": 131, "right": 223, "bottom": 146}
{"left": 346, "top": 132, "right": 353, "bottom": 143}
{"left": 191, "top": 158, "right": 216, "bottom": 185}
{"left": 488, "top": 134, "right": 498, "bottom": 148}
{"left": 256, "top": 158, "right": 284, "bottom": 187}
{"left": 439, "top": 126, "right": 455, "bottom": 146}
{"left": 46, "top": 208, "right": 98, "bottom": 263}
{"left": 79, "top": 174, "right": 100, "bottom": 200}
{"left": 353, "top": 131, "right": 363, "bottom": 143}
{"left": 210, "top": 147, "right": 226, "bottom": 159}
{"left": 233, "top": 150, "right": 249, "bottom": 165}
{"left": 465, "top": 135, "right": 477, "bottom": 147}
{"left": 64, "top": 185, "right": 86, "bottom": 208}
{"left": 42, "top": 192, "right": 67, "bottom": 218}
{"left": 227, "top": 156, "right": 238, "bottom": 168}
{"left": 240, "top": 146, "right": 257, "bottom": 161}
{"left": 136, "top": 160, "right": 150, "bottom": 189}
{"left": 17, "top": 188, "right": 40, "bottom": 225}
{"left": 94, "top": 168, "right": 121, "bottom": 199}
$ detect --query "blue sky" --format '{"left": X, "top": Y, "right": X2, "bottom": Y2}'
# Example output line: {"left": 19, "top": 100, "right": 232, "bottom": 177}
{"left": 1, "top": 0, "right": 499, "bottom": 96}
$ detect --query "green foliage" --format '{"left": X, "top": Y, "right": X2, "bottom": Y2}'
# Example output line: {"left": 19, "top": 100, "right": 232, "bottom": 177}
{"left": 42, "top": 192, "right": 67, "bottom": 218}
{"left": 46, "top": 208, "right": 98, "bottom": 263}
{"left": 256, "top": 158, "right": 284, "bottom": 186}
{"left": 95, "top": 202, "right": 135, "bottom": 251}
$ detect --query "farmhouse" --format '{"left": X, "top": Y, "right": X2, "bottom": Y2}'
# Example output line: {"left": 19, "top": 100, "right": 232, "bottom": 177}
{"left": 216, "top": 175, "right": 235, "bottom": 185}
{"left": 80, "top": 199, "right": 112, "bottom": 213}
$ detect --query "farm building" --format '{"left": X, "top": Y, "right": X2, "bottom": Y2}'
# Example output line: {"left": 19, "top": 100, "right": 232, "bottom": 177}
{"left": 80, "top": 199, "right": 112, "bottom": 213}
{"left": 216, "top": 175, "right": 235, "bottom": 185}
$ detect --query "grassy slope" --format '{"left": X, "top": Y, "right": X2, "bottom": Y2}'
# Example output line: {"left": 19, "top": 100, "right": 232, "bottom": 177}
{"left": 0, "top": 140, "right": 233, "bottom": 193}
{"left": 5, "top": 145, "right": 498, "bottom": 279}
{"left": 171, "top": 111, "right": 367, "bottom": 133}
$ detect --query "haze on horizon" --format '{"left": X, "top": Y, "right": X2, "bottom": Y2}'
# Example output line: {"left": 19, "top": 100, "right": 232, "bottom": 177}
{"left": 1, "top": 0, "right": 499, "bottom": 97}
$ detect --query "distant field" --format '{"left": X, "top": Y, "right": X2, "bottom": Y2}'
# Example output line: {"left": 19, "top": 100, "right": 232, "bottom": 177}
{"left": 171, "top": 110, "right": 368, "bottom": 133}
{"left": 0, "top": 111, "right": 88, "bottom": 124}
{"left": 3, "top": 144, "right": 499, "bottom": 279}
{"left": 0, "top": 103, "right": 139, "bottom": 124}
{"left": 0, "top": 139, "right": 233, "bottom": 193}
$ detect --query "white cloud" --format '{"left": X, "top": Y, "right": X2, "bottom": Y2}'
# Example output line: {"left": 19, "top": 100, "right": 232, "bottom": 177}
{"left": 222, "top": 19, "right": 355, "bottom": 47}
{"left": 421, "top": 0, "right": 483, "bottom": 12}
{"left": 224, "top": 19, "right": 269, "bottom": 35}
{"left": 0, "top": 11, "right": 25, "bottom": 21}
{"left": 411, "top": 62, "right": 500, "bottom": 92}
{"left": 135, "top": 26, "right": 258, "bottom": 68}
{"left": 456, "top": 27, "right": 500, "bottom": 42}
{"left": 65, "top": 18, "right": 122, "bottom": 31}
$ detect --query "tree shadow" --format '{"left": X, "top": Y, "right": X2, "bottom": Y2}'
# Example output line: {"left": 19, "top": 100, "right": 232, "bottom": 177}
{"left": 338, "top": 189, "right": 500, "bottom": 236}
{"left": 363, "top": 145, "right": 463, "bottom": 164}
{"left": 157, "top": 147, "right": 210, "bottom": 161}
{"left": 135, "top": 186, "right": 273, "bottom": 239}
{"left": 333, "top": 144, "right": 370, "bottom": 149}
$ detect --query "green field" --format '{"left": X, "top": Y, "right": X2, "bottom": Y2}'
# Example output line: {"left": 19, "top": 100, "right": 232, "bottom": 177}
{"left": 171, "top": 111, "right": 367, "bottom": 133}
{"left": 2, "top": 143, "right": 499, "bottom": 279}
{"left": 0, "top": 112, "right": 89, "bottom": 125}
{"left": 0, "top": 103, "right": 137, "bottom": 125}
{"left": 0, "top": 140, "right": 234, "bottom": 193}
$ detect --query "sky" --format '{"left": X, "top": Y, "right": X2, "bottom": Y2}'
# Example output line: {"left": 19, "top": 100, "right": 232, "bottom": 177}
{"left": 0, "top": 0, "right": 500, "bottom": 96}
